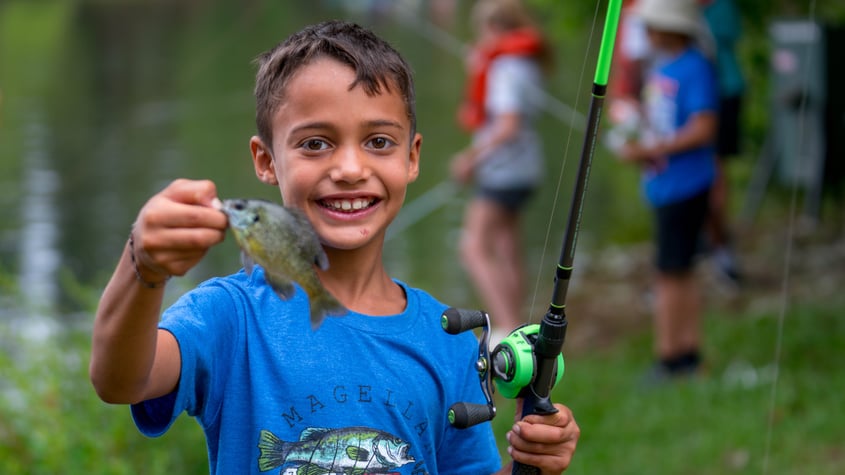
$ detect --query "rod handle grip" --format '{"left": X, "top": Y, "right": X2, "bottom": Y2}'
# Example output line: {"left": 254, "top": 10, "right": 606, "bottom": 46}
{"left": 447, "top": 402, "right": 494, "bottom": 429}
{"left": 441, "top": 307, "right": 487, "bottom": 334}
{"left": 512, "top": 461, "right": 541, "bottom": 475}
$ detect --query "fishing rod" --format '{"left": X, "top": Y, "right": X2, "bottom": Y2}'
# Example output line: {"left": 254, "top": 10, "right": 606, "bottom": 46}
{"left": 441, "top": 1, "right": 622, "bottom": 473}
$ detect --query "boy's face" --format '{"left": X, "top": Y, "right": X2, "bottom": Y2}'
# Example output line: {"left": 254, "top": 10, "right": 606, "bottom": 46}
{"left": 250, "top": 57, "right": 422, "bottom": 251}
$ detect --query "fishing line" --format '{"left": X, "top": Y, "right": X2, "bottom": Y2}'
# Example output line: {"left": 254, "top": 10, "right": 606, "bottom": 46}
{"left": 762, "top": 0, "right": 817, "bottom": 472}
{"left": 527, "top": 1, "right": 603, "bottom": 324}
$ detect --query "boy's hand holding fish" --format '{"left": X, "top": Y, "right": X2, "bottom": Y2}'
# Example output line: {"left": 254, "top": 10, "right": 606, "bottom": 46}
{"left": 129, "top": 179, "right": 228, "bottom": 285}
{"left": 128, "top": 179, "right": 345, "bottom": 331}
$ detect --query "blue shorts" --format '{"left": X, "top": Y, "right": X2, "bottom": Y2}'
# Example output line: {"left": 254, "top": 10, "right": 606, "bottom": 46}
{"left": 654, "top": 189, "right": 710, "bottom": 273}
{"left": 476, "top": 185, "right": 536, "bottom": 213}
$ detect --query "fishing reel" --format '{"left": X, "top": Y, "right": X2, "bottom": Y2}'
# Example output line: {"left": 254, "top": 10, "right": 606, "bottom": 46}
{"left": 441, "top": 307, "right": 565, "bottom": 429}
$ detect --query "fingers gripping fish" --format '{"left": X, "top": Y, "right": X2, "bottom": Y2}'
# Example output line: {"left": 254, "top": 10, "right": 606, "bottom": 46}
{"left": 219, "top": 198, "right": 347, "bottom": 330}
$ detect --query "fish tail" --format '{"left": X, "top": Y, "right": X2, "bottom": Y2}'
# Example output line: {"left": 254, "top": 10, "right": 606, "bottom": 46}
{"left": 309, "top": 291, "right": 347, "bottom": 331}
{"left": 257, "top": 429, "right": 290, "bottom": 471}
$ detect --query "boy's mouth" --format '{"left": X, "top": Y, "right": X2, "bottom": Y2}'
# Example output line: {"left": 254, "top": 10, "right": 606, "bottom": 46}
{"left": 319, "top": 197, "right": 378, "bottom": 212}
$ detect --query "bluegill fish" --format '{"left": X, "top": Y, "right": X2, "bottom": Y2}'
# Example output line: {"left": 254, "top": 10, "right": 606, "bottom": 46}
{"left": 219, "top": 199, "right": 346, "bottom": 330}
{"left": 257, "top": 426, "right": 415, "bottom": 473}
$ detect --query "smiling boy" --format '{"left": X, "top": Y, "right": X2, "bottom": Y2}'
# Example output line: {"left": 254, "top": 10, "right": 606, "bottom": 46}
{"left": 90, "top": 20, "right": 578, "bottom": 474}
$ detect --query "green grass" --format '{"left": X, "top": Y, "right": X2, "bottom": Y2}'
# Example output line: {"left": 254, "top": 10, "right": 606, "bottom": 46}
{"left": 509, "top": 300, "right": 845, "bottom": 475}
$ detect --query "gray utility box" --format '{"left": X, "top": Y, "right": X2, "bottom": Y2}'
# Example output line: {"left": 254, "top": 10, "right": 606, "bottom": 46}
{"left": 769, "top": 19, "right": 844, "bottom": 192}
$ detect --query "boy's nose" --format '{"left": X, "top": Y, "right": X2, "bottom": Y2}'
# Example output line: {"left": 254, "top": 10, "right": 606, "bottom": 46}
{"left": 329, "top": 147, "right": 371, "bottom": 183}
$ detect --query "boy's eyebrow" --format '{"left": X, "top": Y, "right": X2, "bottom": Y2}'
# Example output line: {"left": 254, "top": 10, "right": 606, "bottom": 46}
{"left": 290, "top": 119, "right": 406, "bottom": 135}
{"left": 363, "top": 119, "right": 406, "bottom": 130}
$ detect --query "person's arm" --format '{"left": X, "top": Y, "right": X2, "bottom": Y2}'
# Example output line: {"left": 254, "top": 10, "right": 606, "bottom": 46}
{"left": 493, "top": 401, "right": 581, "bottom": 475}
{"left": 620, "top": 111, "right": 717, "bottom": 166}
{"left": 89, "top": 179, "right": 228, "bottom": 404}
{"left": 467, "top": 111, "right": 522, "bottom": 163}
{"left": 653, "top": 110, "right": 717, "bottom": 156}
{"left": 451, "top": 112, "right": 521, "bottom": 184}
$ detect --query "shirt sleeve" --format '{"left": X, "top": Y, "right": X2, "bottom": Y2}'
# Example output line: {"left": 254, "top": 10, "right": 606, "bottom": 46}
{"left": 131, "top": 281, "right": 241, "bottom": 437}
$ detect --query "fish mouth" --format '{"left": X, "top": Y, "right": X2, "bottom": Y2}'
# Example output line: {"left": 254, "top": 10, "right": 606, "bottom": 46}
{"left": 318, "top": 197, "right": 379, "bottom": 213}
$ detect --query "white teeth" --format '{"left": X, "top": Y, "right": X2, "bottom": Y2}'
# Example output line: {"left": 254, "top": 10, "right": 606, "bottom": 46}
{"left": 327, "top": 198, "right": 372, "bottom": 211}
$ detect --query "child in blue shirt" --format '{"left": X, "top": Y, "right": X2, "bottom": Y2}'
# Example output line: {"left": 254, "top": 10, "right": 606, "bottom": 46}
{"left": 620, "top": 0, "right": 719, "bottom": 381}
{"left": 89, "top": 20, "right": 579, "bottom": 474}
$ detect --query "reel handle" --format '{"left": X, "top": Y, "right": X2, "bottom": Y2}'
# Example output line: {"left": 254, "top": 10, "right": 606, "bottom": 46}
{"left": 441, "top": 307, "right": 487, "bottom": 334}
{"left": 447, "top": 402, "right": 496, "bottom": 429}
{"left": 441, "top": 307, "right": 497, "bottom": 429}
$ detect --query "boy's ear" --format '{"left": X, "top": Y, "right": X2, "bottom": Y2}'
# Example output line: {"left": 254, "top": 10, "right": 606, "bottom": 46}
{"left": 250, "top": 136, "right": 278, "bottom": 185}
{"left": 407, "top": 132, "right": 422, "bottom": 183}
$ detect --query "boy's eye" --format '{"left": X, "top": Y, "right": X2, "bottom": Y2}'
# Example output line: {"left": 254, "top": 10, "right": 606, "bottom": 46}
{"left": 367, "top": 136, "right": 395, "bottom": 150}
{"left": 302, "top": 139, "right": 329, "bottom": 151}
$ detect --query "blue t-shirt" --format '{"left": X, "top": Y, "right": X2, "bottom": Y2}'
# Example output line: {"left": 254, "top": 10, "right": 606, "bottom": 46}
{"left": 641, "top": 47, "right": 718, "bottom": 207}
{"left": 131, "top": 267, "right": 500, "bottom": 475}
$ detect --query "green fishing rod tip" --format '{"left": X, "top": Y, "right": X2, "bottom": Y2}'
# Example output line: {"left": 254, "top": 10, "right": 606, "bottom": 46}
{"left": 594, "top": 0, "right": 623, "bottom": 87}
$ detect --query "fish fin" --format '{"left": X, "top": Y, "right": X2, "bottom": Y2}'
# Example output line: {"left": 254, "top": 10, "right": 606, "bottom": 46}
{"left": 241, "top": 251, "right": 255, "bottom": 275}
{"left": 299, "top": 427, "right": 331, "bottom": 441}
{"left": 264, "top": 270, "right": 296, "bottom": 300}
{"left": 297, "top": 464, "right": 328, "bottom": 475}
{"left": 313, "top": 246, "right": 330, "bottom": 271}
{"left": 346, "top": 446, "right": 371, "bottom": 462}
{"left": 286, "top": 207, "right": 330, "bottom": 271}
{"left": 308, "top": 290, "right": 348, "bottom": 331}
{"left": 257, "top": 429, "right": 289, "bottom": 472}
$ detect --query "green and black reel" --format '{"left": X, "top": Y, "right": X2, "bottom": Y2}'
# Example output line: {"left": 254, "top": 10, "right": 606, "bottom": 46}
{"left": 440, "top": 308, "right": 564, "bottom": 429}
{"left": 492, "top": 324, "right": 564, "bottom": 400}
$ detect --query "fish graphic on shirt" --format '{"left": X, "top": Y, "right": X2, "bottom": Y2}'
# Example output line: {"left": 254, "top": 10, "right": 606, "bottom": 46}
{"left": 257, "top": 426, "right": 414, "bottom": 474}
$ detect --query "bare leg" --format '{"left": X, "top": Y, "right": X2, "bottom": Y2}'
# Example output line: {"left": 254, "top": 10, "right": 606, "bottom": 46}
{"left": 708, "top": 158, "right": 729, "bottom": 248}
{"left": 654, "top": 269, "right": 701, "bottom": 359}
{"left": 459, "top": 198, "right": 526, "bottom": 332}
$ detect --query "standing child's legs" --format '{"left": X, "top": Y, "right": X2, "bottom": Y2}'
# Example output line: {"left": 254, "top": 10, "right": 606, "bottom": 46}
{"left": 650, "top": 190, "right": 710, "bottom": 378}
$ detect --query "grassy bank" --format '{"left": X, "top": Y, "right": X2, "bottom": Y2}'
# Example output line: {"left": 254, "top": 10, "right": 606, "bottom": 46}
{"left": 528, "top": 300, "right": 845, "bottom": 474}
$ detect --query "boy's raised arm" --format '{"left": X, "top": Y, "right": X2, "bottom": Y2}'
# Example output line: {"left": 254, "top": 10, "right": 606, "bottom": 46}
{"left": 89, "top": 179, "right": 228, "bottom": 404}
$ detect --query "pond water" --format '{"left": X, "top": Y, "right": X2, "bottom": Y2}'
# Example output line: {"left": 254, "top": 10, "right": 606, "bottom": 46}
{"left": 0, "top": 0, "right": 647, "bottom": 336}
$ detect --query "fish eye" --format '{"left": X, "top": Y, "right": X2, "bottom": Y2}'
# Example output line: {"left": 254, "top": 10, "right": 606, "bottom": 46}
{"left": 234, "top": 201, "right": 245, "bottom": 211}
